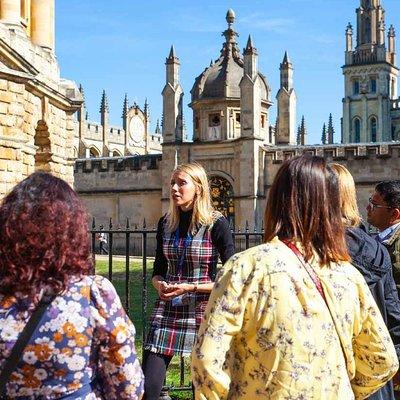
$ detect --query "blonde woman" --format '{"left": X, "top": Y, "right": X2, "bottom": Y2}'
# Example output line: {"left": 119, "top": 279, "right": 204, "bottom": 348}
{"left": 143, "top": 162, "right": 234, "bottom": 400}
{"left": 331, "top": 163, "right": 400, "bottom": 400}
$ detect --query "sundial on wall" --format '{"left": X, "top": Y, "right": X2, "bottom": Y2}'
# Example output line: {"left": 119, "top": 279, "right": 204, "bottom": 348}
{"left": 128, "top": 112, "right": 146, "bottom": 148}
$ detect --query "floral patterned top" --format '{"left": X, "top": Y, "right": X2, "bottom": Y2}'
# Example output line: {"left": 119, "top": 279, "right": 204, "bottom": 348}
{"left": 191, "top": 238, "right": 399, "bottom": 400}
{"left": 0, "top": 275, "right": 144, "bottom": 399}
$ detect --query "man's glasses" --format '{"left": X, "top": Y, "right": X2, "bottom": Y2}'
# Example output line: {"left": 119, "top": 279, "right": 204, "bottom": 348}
{"left": 368, "top": 197, "right": 392, "bottom": 210}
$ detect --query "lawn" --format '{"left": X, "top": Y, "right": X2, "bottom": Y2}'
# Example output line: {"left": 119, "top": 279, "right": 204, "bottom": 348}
{"left": 95, "top": 259, "right": 193, "bottom": 400}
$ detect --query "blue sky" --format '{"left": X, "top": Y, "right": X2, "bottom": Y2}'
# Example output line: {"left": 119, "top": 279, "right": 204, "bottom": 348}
{"left": 56, "top": 0, "right": 400, "bottom": 145}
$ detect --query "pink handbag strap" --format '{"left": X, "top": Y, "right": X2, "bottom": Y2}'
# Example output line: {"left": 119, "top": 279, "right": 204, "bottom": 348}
{"left": 282, "top": 239, "right": 348, "bottom": 367}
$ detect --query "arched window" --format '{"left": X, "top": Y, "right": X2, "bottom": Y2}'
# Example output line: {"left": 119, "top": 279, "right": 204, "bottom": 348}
{"left": 112, "top": 150, "right": 122, "bottom": 157}
{"left": 353, "top": 118, "right": 361, "bottom": 143}
{"left": 89, "top": 147, "right": 100, "bottom": 158}
{"left": 353, "top": 80, "right": 360, "bottom": 95}
{"left": 209, "top": 176, "right": 235, "bottom": 227}
{"left": 370, "top": 117, "right": 377, "bottom": 142}
{"left": 34, "top": 120, "right": 51, "bottom": 171}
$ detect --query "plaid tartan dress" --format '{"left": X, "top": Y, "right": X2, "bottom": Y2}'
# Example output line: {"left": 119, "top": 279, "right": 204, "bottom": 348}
{"left": 144, "top": 219, "right": 219, "bottom": 356}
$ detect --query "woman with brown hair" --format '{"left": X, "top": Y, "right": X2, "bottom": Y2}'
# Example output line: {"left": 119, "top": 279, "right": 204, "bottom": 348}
{"left": 0, "top": 172, "right": 144, "bottom": 399}
{"left": 192, "top": 154, "right": 398, "bottom": 399}
{"left": 331, "top": 162, "right": 400, "bottom": 400}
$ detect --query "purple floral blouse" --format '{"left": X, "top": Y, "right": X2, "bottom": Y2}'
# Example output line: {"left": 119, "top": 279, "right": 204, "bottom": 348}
{"left": 0, "top": 275, "right": 144, "bottom": 399}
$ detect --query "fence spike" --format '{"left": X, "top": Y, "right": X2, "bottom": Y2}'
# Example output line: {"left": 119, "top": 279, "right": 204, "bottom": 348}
{"left": 261, "top": 219, "right": 264, "bottom": 232}
{"left": 109, "top": 218, "right": 113, "bottom": 229}
{"left": 92, "top": 217, "right": 95, "bottom": 229}
{"left": 245, "top": 220, "right": 249, "bottom": 232}
{"left": 126, "top": 217, "right": 130, "bottom": 229}
{"left": 143, "top": 218, "right": 146, "bottom": 229}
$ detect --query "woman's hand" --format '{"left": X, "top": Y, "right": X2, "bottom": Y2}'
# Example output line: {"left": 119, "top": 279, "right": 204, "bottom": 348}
{"left": 152, "top": 277, "right": 193, "bottom": 300}
{"left": 160, "top": 283, "right": 194, "bottom": 300}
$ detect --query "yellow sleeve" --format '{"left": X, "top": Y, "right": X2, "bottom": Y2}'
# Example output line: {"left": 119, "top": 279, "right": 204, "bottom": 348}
{"left": 191, "top": 252, "right": 259, "bottom": 400}
{"left": 352, "top": 279, "right": 399, "bottom": 399}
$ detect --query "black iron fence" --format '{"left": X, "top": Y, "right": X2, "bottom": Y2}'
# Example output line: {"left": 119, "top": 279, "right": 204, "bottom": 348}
{"left": 90, "top": 218, "right": 264, "bottom": 398}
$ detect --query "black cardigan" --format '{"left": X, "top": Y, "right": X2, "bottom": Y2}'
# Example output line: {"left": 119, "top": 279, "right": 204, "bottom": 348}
{"left": 152, "top": 210, "right": 235, "bottom": 278}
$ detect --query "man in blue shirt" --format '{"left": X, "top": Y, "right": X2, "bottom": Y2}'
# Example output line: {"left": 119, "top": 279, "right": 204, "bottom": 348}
{"left": 367, "top": 180, "right": 400, "bottom": 400}
{"left": 367, "top": 180, "right": 400, "bottom": 292}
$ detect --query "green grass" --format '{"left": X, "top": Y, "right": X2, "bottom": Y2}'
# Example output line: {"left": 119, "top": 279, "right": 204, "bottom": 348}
{"left": 95, "top": 259, "right": 193, "bottom": 400}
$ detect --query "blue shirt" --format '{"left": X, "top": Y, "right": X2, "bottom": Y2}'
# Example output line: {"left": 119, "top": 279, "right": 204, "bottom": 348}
{"left": 378, "top": 222, "right": 400, "bottom": 242}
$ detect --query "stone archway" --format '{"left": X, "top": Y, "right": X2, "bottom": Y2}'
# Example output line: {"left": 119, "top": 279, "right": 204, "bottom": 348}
{"left": 34, "top": 119, "right": 52, "bottom": 172}
{"left": 209, "top": 175, "right": 235, "bottom": 227}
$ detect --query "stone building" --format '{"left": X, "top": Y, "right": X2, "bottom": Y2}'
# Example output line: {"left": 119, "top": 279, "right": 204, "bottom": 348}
{"left": 343, "top": 0, "right": 400, "bottom": 143}
{"left": 0, "top": 0, "right": 82, "bottom": 197}
{"left": 75, "top": 1, "right": 400, "bottom": 231}
{"left": 75, "top": 89, "right": 162, "bottom": 158}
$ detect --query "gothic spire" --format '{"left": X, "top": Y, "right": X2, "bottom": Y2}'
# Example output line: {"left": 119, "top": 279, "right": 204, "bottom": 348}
{"left": 327, "top": 113, "right": 335, "bottom": 144}
{"left": 296, "top": 125, "right": 301, "bottom": 145}
{"left": 245, "top": 35, "right": 255, "bottom": 52}
{"left": 282, "top": 51, "right": 291, "bottom": 64}
{"left": 79, "top": 84, "right": 85, "bottom": 102}
{"left": 100, "top": 90, "right": 109, "bottom": 113}
{"left": 280, "top": 51, "right": 293, "bottom": 91}
{"left": 168, "top": 45, "right": 176, "bottom": 59}
{"left": 144, "top": 98, "right": 149, "bottom": 117}
{"left": 299, "top": 116, "right": 307, "bottom": 145}
{"left": 155, "top": 119, "right": 161, "bottom": 134}
{"left": 321, "top": 123, "right": 327, "bottom": 144}
{"left": 78, "top": 84, "right": 86, "bottom": 122}
{"left": 122, "top": 93, "right": 128, "bottom": 119}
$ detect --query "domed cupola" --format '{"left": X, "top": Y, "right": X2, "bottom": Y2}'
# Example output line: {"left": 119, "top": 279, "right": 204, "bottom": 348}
{"left": 190, "top": 10, "right": 272, "bottom": 142}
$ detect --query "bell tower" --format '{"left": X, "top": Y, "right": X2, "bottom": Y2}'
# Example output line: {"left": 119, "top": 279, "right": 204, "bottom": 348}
{"left": 342, "top": 0, "right": 398, "bottom": 143}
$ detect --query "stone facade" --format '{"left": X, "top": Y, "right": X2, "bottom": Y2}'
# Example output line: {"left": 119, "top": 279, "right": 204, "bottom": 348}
{"left": 0, "top": 0, "right": 82, "bottom": 196}
{"left": 74, "top": 2, "right": 400, "bottom": 231}
{"left": 75, "top": 90, "right": 162, "bottom": 159}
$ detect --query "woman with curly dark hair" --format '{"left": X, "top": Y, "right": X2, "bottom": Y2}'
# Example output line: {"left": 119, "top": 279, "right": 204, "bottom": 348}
{"left": 0, "top": 172, "right": 144, "bottom": 399}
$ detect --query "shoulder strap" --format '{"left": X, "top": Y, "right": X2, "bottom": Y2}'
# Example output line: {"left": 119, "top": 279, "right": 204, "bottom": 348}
{"left": 0, "top": 294, "right": 56, "bottom": 398}
{"left": 282, "top": 240, "right": 348, "bottom": 367}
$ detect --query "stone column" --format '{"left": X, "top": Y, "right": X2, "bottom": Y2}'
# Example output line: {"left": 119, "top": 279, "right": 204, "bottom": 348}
{"left": 0, "top": 0, "right": 21, "bottom": 25}
{"left": 378, "top": 95, "right": 383, "bottom": 142}
{"left": 362, "top": 96, "right": 368, "bottom": 142}
{"left": 30, "top": 0, "right": 54, "bottom": 51}
{"left": 343, "top": 98, "right": 350, "bottom": 143}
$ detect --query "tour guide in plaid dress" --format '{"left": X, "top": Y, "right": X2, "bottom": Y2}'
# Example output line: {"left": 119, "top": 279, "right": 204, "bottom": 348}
{"left": 142, "top": 162, "right": 234, "bottom": 400}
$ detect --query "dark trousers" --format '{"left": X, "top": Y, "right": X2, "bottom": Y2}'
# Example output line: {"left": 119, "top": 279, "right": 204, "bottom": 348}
{"left": 99, "top": 241, "right": 108, "bottom": 255}
{"left": 143, "top": 350, "right": 173, "bottom": 400}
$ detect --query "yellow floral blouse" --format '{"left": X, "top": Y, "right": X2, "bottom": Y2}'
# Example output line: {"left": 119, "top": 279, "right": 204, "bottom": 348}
{"left": 191, "top": 238, "right": 399, "bottom": 400}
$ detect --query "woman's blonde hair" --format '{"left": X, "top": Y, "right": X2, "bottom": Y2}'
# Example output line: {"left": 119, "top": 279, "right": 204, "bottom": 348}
{"left": 167, "top": 162, "right": 216, "bottom": 233}
{"left": 330, "top": 163, "right": 361, "bottom": 228}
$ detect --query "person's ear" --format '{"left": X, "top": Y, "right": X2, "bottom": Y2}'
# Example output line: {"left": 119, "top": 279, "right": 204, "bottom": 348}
{"left": 391, "top": 207, "right": 400, "bottom": 223}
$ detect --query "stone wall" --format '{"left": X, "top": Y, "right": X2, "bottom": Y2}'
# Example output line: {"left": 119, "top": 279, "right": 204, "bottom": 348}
{"left": 74, "top": 154, "right": 163, "bottom": 227}
{"left": 0, "top": 5, "right": 82, "bottom": 198}
{"left": 263, "top": 142, "right": 400, "bottom": 220}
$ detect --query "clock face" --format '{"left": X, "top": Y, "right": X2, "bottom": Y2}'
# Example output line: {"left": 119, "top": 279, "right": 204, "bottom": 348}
{"left": 129, "top": 116, "right": 145, "bottom": 144}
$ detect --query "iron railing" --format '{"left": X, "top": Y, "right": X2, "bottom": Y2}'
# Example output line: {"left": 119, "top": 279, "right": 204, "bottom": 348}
{"left": 90, "top": 218, "right": 264, "bottom": 399}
